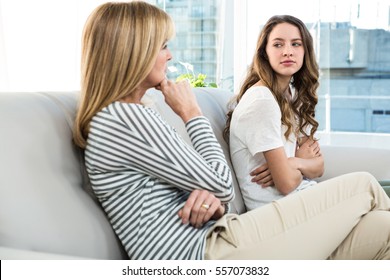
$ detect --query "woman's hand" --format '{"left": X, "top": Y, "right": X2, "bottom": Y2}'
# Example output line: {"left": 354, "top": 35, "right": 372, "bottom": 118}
{"left": 296, "top": 138, "right": 321, "bottom": 159}
{"left": 250, "top": 162, "right": 274, "bottom": 187}
{"left": 178, "top": 189, "right": 225, "bottom": 228}
{"left": 157, "top": 79, "right": 202, "bottom": 123}
{"left": 294, "top": 137, "right": 325, "bottom": 179}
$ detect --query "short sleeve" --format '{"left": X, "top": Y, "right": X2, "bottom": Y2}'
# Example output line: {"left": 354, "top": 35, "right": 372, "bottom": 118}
{"left": 235, "top": 89, "right": 284, "bottom": 156}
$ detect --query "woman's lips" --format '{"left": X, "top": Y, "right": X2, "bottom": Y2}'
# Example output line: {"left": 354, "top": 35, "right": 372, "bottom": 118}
{"left": 281, "top": 60, "right": 295, "bottom": 66}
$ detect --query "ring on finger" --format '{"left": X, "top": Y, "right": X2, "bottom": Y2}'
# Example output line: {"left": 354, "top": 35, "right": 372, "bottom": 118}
{"left": 201, "top": 203, "right": 210, "bottom": 210}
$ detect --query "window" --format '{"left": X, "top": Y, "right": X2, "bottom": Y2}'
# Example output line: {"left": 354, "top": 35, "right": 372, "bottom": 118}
{"left": 158, "top": 0, "right": 233, "bottom": 90}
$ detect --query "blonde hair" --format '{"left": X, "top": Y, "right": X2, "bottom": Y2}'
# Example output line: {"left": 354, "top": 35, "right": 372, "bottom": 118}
{"left": 224, "top": 15, "right": 319, "bottom": 142}
{"left": 73, "top": 1, "right": 174, "bottom": 148}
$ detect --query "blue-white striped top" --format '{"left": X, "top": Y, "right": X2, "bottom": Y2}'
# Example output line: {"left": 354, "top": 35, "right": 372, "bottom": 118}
{"left": 85, "top": 101, "right": 234, "bottom": 260}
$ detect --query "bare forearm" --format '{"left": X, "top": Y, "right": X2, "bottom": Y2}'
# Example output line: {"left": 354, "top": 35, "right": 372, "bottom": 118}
{"left": 275, "top": 171, "right": 303, "bottom": 195}
{"left": 264, "top": 149, "right": 303, "bottom": 195}
{"left": 293, "top": 156, "right": 324, "bottom": 179}
{"left": 271, "top": 160, "right": 303, "bottom": 194}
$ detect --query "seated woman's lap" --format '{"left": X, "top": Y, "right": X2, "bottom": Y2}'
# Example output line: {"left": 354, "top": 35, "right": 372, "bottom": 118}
{"left": 205, "top": 172, "right": 390, "bottom": 259}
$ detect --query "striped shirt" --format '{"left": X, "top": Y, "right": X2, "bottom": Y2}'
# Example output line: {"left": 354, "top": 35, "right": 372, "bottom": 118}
{"left": 85, "top": 101, "right": 234, "bottom": 260}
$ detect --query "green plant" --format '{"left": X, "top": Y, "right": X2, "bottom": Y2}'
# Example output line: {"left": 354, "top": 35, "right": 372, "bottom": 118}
{"left": 176, "top": 73, "right": 217, "bottom": 88}
{"left": 169, "top": 61, "right": 217, "bottom": 88}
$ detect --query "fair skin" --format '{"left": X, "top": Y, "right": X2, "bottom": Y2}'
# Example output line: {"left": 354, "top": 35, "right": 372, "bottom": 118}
{"left": 250, "top": 23, "right": 324, "bottom": 195}
{"left": 123, "top": 43, "right": 225, "bottom": 227}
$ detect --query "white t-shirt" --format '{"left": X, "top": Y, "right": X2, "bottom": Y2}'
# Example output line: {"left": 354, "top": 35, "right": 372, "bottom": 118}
{"left": 229, "top": 86, "right": 316, "bottom": 210}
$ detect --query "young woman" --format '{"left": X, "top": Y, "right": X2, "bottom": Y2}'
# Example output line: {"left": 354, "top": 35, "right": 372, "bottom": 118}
{"left": 225, "top": 15, "right": 324, "bottom": 210}
{"left": 73, "top": 2, "right": 390, "bottom": 260}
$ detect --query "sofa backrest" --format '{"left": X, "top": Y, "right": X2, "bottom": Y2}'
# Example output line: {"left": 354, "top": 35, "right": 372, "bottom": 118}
{"left": 0, "top": 91, "right": 127, "bottom": 259}
{"left": 319, "top": 145, "right": 390, "bottom": 182}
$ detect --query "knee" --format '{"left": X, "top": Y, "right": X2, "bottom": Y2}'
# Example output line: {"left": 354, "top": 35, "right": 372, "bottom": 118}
{"left": 346, "top": 171, "right": 379, "bottom": 187}
{"left": 335, "top": 171, "right": 382, "bottom": 196}
{"left": 352, "top": 171, "right": 376, "bottom": 181}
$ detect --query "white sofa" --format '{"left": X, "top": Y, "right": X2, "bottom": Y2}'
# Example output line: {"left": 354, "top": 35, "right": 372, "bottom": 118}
{"left": 1, "top": 88, "right": 389, "bottom": 260}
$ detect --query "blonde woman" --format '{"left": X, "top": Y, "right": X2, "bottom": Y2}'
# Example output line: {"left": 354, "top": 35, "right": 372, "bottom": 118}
{"left": 225, "top": 15, "right": 324, "bottom": 210}
{"left": 74, "top": 2, "right": 390, "bottom": 260}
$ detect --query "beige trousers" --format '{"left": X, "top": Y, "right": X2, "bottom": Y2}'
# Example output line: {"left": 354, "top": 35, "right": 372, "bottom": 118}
{"left": 205, "top": 172, "right": 390, "bottom": 260}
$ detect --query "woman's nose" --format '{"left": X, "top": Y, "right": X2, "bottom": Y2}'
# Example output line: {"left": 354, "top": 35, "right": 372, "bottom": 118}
{"left": 167, "top": 49, "right": 173, "bottom": 61}
{"left": 283, "top": 46, "right": 292, "bottom": 57}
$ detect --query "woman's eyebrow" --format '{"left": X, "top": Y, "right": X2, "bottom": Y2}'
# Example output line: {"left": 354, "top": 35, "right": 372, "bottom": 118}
{"left": 271, "top": 37, "right": 302, "bottom": 41}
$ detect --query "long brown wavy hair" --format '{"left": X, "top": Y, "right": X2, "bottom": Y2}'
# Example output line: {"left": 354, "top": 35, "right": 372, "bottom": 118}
{"left": 73, "top": 1, "right": 174, "bottom": 149}
{"left": 223, "top": 15, "right": 319, "bottom": 143}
